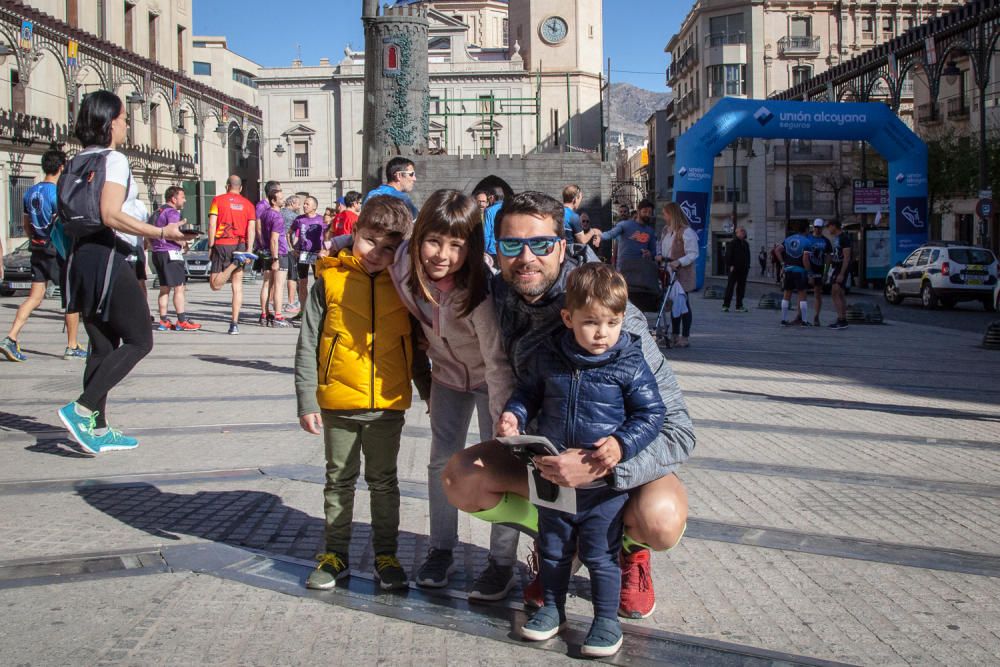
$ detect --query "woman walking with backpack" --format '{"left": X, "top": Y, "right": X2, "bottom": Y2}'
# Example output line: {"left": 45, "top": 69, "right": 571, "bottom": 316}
{"left": 57, "top": 90, "right": 187, "bottom": 454}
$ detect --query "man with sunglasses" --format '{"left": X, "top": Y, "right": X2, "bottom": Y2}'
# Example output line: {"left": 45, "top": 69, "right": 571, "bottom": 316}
{"left": 443, "top": 191, "right": 695, "bottom": 619}
{"left": 363, "top": 156, "right": 419, "bottom": 219}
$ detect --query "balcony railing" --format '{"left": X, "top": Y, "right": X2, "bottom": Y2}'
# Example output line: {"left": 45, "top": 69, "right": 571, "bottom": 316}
{"left": 293, "top": 167, "right": 311, "bottom": 177}
{"left": 713, "top": 189, "right": 748, "bottom": 204}
{"left": 705, "top": 31, "right": 746, "bottom": 47}
{"left": 773, "top": 144, "right": 835, "bottom": 162}
{"left": 774, "top": 200, "right": 836, "bottom": 216}
{"left": 777, "top": 35, "right": 821, "bottom": 56}
{"left": 917, "top": 103, "right": 941, "bottom": 123}
{"left": 947, "top": 97, "right": 970, "bottom": 120}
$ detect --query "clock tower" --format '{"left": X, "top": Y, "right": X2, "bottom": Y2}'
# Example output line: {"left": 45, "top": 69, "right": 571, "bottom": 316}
{"left": 508, "top": 0, "right": 603, "bottom": 75}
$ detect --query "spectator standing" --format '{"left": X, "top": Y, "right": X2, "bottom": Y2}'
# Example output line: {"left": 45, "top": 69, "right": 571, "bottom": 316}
{"left": 281, "top": 195, "right": 302, "bottom": 313}
{"left": 659, "top": 202, "right": 698, "bottom": 347}
{"left": 331, "top": 191, "right": 361, "bottom": 237}
{"left": 826, "top": 220, "right": 853, "bottom": 330}
{"left": 804, "top": 219, "right": 833, "bottom": 326}
{"left": 364, "top": 157, "right": 419, "bottom": 219}
{"left": 722, "top": 227, "right": 751, "bottom": 313}
{"left": 775, "top": 226, "right": 812, "bottom": 327}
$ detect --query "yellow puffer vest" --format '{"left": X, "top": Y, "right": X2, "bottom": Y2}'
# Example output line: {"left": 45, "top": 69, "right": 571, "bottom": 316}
{"left": 315, "top": 251, "right": 413, "bottom": 411}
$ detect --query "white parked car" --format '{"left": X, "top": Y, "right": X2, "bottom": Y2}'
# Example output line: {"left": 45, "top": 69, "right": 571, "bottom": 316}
{"left": 884, "top": 243, "right": 998, "bottom": 310}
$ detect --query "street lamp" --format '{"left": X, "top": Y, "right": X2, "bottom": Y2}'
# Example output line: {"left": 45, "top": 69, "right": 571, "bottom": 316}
{"left": 942, "top": 61, "right": 962, "bottom": 85}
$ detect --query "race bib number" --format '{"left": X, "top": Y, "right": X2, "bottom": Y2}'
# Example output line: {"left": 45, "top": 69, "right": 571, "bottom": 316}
{"left": 168, "top": 250, "right": 184, "bottom": 262}
{"left": 299, "top": 252, "right": 317, "bottom": 265}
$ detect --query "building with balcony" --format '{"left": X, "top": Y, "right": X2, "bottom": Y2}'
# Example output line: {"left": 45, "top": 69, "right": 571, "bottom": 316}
{"left": 663, "top": 0, "right": 961, "bottom": 273}
{"left": 256, "top": 0, "right": 606, "bottom": 204}
{"left": 0, "top": 0, "right": 262, "bottom": 253}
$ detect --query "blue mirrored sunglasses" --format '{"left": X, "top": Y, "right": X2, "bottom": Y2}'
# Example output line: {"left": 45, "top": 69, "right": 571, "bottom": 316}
{"left": 497, "top": 236, "right": 562, "bottom": 258}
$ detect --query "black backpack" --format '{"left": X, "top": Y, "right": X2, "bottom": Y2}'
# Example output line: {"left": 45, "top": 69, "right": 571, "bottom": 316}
{"left": 57, "top": 149, "right": 113, "bottom": 239}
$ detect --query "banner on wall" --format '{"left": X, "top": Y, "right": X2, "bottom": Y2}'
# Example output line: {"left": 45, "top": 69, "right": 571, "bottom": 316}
{"left": 67, "top": 40, "right": 78, "bottom": 69}
{"left": 19, "top": 20, "right": 32, "bottom": 50}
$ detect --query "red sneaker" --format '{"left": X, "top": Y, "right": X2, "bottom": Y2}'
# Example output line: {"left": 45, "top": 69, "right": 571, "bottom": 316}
{"left": 523, "top": 545, "right": 544, "bottom": 609}
{"left": 619, "top": 548, "right": 655, "bottom": 619}
{"left": 175, "top": 320, "right": 202, "bottom": 331}
{"left": 156, "top": 319, "right": 174, "bottom": 331}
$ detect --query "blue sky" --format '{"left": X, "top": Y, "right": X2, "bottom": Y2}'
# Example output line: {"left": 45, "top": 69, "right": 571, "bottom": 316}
{"left": 193, "top": 0, "right": 682, "bottom": 92}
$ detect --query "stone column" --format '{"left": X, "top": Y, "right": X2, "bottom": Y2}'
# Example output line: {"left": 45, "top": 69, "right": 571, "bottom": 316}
{"left": 361, "top": 3, "right": 430, "bottom": 194}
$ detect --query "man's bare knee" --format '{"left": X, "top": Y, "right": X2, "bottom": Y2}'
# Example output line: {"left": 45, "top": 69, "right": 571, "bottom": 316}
{"left": 626, "top": 476, "right": 689, "bottom": 551}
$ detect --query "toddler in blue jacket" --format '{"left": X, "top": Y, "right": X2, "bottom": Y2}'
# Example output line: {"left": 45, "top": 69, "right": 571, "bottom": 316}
{"left": 496, "top": 262, "right": 666, "bottom": 657}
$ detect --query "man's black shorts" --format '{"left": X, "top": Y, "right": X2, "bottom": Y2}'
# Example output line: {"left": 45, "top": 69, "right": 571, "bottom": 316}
{"left": 256, "top": 253, "right": 290, "bottom": 272}
{"left": 29, "top": 250, "right": 62, "bottom": 284}
{"left": 152, "top": 251, "right": 187, "bottom": 287}
{"left": 296, "top": 262, "right": 317, "bottom": 279}
{"left": 210, "top": 243, "right": 247, "bottom": 274}
{"left": 782, "top": 270, "right": 808, "bottom": 292}
{"left": 287, "top": 259, "right": 299, "bottom": 281}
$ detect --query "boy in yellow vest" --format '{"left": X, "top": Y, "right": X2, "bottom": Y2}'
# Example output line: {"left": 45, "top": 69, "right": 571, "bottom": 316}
{"left": 295, "top": 195, "right": 423, "bottom": 591}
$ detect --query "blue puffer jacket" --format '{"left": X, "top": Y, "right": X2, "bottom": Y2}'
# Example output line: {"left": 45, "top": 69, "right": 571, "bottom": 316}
{"left": 504, "top": 330, "right": 666, "bottom": 462}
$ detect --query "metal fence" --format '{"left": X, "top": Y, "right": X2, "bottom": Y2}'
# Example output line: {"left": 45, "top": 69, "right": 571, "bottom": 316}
{"left": 8, "top": 176, "right": 33, "bottom": 241}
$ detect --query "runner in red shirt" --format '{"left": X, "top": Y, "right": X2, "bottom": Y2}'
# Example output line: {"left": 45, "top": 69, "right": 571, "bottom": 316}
{"left": 332, "top": 191, "right": 361, "bottom": 236}
{"left": 208, "top": 174, "right": 257, "bottom": 334}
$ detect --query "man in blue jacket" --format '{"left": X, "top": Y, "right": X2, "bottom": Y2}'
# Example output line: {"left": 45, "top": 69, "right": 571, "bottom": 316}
{"left": 363, "top": 157, "right": 418, "bottom": 219}
{"left": 443, "top": 191, "right": 695, "bottom": 620}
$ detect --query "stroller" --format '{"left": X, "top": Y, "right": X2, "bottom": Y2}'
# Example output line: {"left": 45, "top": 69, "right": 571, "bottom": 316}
{"left": 652, "top": 264, "right": 683, "bottom": 347}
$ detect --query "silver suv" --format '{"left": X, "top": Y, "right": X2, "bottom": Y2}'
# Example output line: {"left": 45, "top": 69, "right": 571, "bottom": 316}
{"left": 884, "top": 243, "right": 998, "bottom": 310}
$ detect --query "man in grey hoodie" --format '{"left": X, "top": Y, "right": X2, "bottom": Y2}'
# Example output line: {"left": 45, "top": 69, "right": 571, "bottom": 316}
{"left": 443, "top": 191, "right": 695, "bottom": 619}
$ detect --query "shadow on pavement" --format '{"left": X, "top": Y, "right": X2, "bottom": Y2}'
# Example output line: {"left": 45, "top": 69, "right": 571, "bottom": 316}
{"left": 0, "top": 410, "right": 93, "bottom": 458}
{"left": 194, "top": 354, "right": 294, "bottom": 375}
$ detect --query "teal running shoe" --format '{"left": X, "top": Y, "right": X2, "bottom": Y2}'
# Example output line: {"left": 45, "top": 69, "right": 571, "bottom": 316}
{"left": 92, "top": 427, "right": 138, "bottom": 451}
{"left": 57, "top": 402, "right": 100, "bottom": 454}
{"left": 1, "top": 336, "right": 26, "bottom": 361}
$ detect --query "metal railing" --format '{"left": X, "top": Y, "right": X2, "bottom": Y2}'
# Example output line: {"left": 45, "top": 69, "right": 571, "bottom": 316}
{"left": 917, "top": 103, "right": 941, "bottom": 123}
{"left": 293, "top": 167, "right": 310, "bottom": 177}
{"left": 947, "top": 97, "right": 970, "bottom": 120}
{"left": 705, "top": 31, "right": 746, "bottom": 47}
{"left": 777, "top": 35, "right": 821, "bottom": 56}
{"left": 773, "top": 144, "right": 835, "bottom": 161}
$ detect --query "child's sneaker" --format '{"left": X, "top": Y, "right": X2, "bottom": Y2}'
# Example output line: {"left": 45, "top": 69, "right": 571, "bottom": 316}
{"left": 63, "top": 346, "right": 88, "bottom": 360}
{"left": 157, "top": 319, "right": 174, "bottom": 331}
{"left": 415, "top": 548, "right": 455, "bottom": 588}
{"left": 580, "top": 617, "right": 623, "bottom": 657}
{"left": 306, "top": 552, "right": 350, "bottom": 590}
{"left": 57, "top": 402, "right": 100, "bottom": 454}
{"left": 374, "top": 553, "right": 408, "bottom": 591}
{"left": 1, "top": 336, "right": 26, "bottom": 362}
{"left": 520, "top": 605, "right": 565, "bottom": 641}
{"left": 468, "top": 558, "right": 515, "bottom": 601}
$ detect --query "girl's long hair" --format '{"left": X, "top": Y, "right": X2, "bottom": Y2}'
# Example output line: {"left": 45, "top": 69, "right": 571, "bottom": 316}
{"left": 408, "top": 189, "right": 487, "bottom": 318}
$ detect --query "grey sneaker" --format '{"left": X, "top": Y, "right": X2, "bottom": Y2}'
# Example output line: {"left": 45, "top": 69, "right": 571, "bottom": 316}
{"left": 468, "top": 558, "right": 514, "bottom": 602}
{"left": 374, "top": 553, "right": 408, "bottom": 591}
{"left": 63, "top": 346, "right": 88, "bottom": 360}
{"left": 521, "top": 604, "right": 566, "bottom": 641}
{"left": 306, "top": 552, "right": 349, "bottom": 590}
{"left": 1, "top": 336, "right": 26, "bottom": 362}
{"left": 415, "top": 548, "right": 456, "bottom": 588}
{"left": 581, "top": 617, "right": 624, "bottom": 657}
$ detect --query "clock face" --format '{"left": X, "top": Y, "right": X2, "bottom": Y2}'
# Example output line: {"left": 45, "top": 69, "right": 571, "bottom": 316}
{"left": 540, "top": 16, "right": 569, "bottom": 44}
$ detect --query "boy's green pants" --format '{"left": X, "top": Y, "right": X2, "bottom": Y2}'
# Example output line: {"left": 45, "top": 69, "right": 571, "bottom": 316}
{"left": 321, "top": 410, "right": 405, "bottom": 556}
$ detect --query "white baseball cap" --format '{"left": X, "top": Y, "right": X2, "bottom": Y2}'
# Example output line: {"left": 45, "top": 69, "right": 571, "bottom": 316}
{"left": 813, "top": 218, "right": 825, "bottom": 227}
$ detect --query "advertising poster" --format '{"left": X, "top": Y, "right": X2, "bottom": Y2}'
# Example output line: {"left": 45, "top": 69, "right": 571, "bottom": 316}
{"left": 866, "top": 229, "right": 891, "bottom": 280}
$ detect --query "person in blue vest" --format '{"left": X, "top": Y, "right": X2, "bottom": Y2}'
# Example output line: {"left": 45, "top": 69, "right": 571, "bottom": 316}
{"left": 775, "top": 224, "right": 813, "bottom": 327}
{"left": 363, "top": 157, "right": 419, "bottom": 219}
{"left": 481, "top": 185, "right": 505, "bottom": 260}
{"left": 1, "top": 149, "right": 87, "bottom": 362}
{"left": 802, "top": 219, "right": 832, "bottom": 326}
{"left": 562, "top": 185, "right": 587, "bottom": 243}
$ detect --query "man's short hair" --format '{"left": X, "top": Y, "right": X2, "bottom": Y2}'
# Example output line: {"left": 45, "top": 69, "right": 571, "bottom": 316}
{"left": 41, "top": 149, "right": 66, "bottom": 176}
{"left": 263, "top": 180, "right": 281, "bottom": 200}
{"left": 226, "top": 174, "right": 242, "bottom": 191}
{"left": 495, "top": 191, "right": 564, "bottom": 240}
{"left": 344, "top": 191, "right": 362, "bottom": 207}
{"left": 304, "top": 195, "right": 318, "bottom": 209}
{"left": 562, "top": 185, "right": 581, "bottom": 204}
{"left": 385, "top": 156, "right": 415, "bottom": 184}
{"left": 637, "top": 199, "right": 654, "bottom": 211}
{"left": 355, "top": 195, "right": 412, "bottom": 238}
{"left": 164, "top": 185, "right": 184, "bottom": 203}
{"left": 565, "top": 263, "right": 628, "bottom": 315}
{"left": 284, "top": 195, "right": 300, "bottom": 208}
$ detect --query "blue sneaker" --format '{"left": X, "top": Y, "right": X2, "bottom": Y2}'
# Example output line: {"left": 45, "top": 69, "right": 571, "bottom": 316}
{"left": 91, "top": 427, "right": 138, "bottom": 451}
{"left": 232, "top": 252, "right": 257, "bottom": 267}
{"left": 580, "top": 617, "right": 623, "bottom": 657}
{"left": 227, "top": 322, "right": 240, "bottom": 335}
{"left": 521, "top": 605, "right": 566, "bottom": 641}
{"left": 63, "top": 346, "right": 88, "bottom": 360}
{"left": 1, "top": 336, "right": 26, "bottom": 362}
{"left": 57, "top": 402, "right": 101, "bottom": 454}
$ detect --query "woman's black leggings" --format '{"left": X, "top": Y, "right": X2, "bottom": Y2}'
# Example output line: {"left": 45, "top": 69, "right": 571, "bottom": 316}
{"left": 671, "top": 297, "right": 693, "bottom": 338}
{"left": 78, "top": 267, "right": 153, "bottom": 428}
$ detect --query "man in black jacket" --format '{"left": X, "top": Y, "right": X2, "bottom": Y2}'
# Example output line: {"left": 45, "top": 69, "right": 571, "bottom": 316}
{"left": 722, "top": 226, "right": 751, "bottom": 312}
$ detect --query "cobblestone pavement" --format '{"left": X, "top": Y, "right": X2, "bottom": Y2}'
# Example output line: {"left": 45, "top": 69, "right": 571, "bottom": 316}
{"left": 1, "top": 281, "right": 999, "bottom": 665}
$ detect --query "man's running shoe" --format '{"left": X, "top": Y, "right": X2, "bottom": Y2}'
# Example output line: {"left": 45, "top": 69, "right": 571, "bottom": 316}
{"left": 91, "top": 427, "right": 138, "bottom": 451}
{"left": 374, "top": 553, "right": 408, "bottom": 591}
{"left": 520, "top": 605, "right": 566, "bottom": 641}
{"left": 231, "top": 251, "right": 257, "bottom": 267}
{"left": 468, "top": 558, "right": 515, "bottom": 602}
{"left": 581, "top": 617, "right": 624, "bottom": 657}
{"left": 57, "top": 402, "right": 100, "bottom": 454}
{"left": 157, "top": 319, "right": 174, "bottom": 331}
{"left": 829, "top": 319, "right": 849, "bottom": 330}
{"left": 523, "top": 545, "right": 544, "bottom": 608}
{"left": 415, "top": 548, "right": 456, "bottom": 588}
{"left": 283, "top": 301, "right": 301, "bottom": 313}
{"left": 306, "top": 552, "right": 349, "bottom": 590}
{"left": 619, "top": 548, "right": 655, "bottom": 619}
{"left": 721, "top": 305, "right": 730, "bottom": 312}
{"left": 175, "top": 320, "right": 202, "bottom": 331}
{"left": 63, "top": 346, "right": 88, "bottom": 360}
{"left": 800, "top": 320, "right": 813, "bottom": 327}
{"left": 227, "top": 323, "right": 240, "bottom": 335}
{"left": 780, "top": 320, "right": 791, "bottom": 327}
{"left": 1, "top": 336, "right": 26, "bottom": 361}
{"left": 735, "top": 306, "right": 749, "bottom": 313}
{"left": 272, "top": 315, "right": 291, "bottom": 328}
{"left": 259, "top": 314, "right": 269, "bottom": 327}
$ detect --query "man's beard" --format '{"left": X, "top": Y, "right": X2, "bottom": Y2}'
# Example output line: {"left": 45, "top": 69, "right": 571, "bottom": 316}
{"left": 504, "top": 265, "right": 560, "bottom": 299}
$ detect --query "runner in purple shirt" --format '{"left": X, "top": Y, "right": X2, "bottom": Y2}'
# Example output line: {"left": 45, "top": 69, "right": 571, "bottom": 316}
{"left": 258, "top": 185, "right": 291, "bottom": 327}
{"left": 151, "top": 186, "right": 200, "bottom": 331}
{"left": 288, "top": 195, "right": 327, "bottom": 309}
